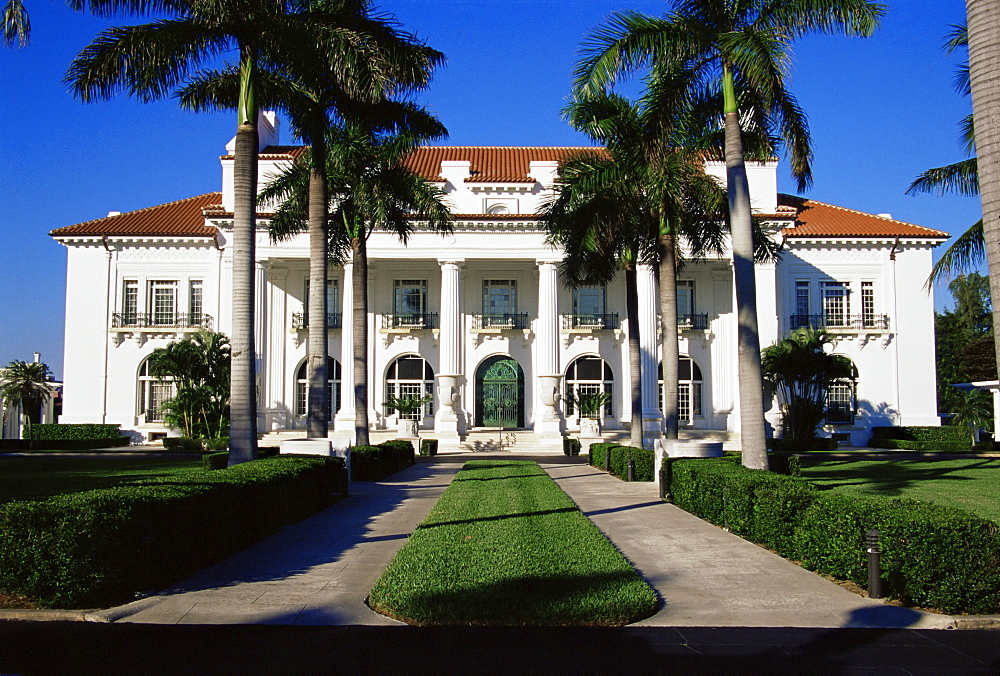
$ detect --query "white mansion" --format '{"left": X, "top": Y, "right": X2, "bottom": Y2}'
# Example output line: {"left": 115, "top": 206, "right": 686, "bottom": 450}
{"left": 52, "top": 114, "right": 947, "bottom": 448}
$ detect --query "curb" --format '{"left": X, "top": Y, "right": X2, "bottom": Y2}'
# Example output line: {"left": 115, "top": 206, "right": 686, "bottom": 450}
{"left": 0, "top": 609, "right": 89, "bottom": 622}
{"left": 951, "top": 615, "right": 1000, "bottom": 630}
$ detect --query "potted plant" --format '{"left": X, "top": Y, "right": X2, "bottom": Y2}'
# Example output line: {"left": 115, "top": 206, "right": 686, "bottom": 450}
{"left": 567, "top": 391, "right": 612, "bottom": 436}
{"left": 384, "top": 393, "right": 433, "bottom": 437}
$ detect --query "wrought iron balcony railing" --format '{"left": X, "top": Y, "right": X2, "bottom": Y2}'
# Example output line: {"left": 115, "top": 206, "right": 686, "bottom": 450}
{"left": 112, "top": 312, "right": 213, "bottom": 329}
{"left": 381, "top": 313, "right": 439, "bottom": 330}
{"left": 473, "top": 313, "right": 530, "bottom": 330}
{"left": 789, "top": 314, "right": 890, "bottom": 331}
{"left": 678, "top": 313, "right": 710, "bottom": 330}
{"left": 562, "top": 313, "right": 619, "bottom": 330}
{"left": 292, "top": 312, "right": 343, "bottom": 330}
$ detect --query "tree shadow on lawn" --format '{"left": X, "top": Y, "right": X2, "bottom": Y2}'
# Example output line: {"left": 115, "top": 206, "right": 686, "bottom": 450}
{"left": 416, "top": 506, "right": 579, "bottom": 530}
{"left": 800, "top": 457, "right": 1000, "bottom": 496}
{"left": 371, "top": 569, "right": 660, "bottom": 626}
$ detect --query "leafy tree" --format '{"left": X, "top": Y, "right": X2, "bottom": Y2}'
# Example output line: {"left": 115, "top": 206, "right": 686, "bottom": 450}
{"left": 0, "top": 360, "right": 53, "bottom": 439}
{"left": 148, "top": 330, "right": 231, "bottom": 439}
{"left": 573, "top": 0, "right": 884, "bottom": 468}
{"left": 936, "top": 272, "right": 996, "bottom": 417}
{"left": 260, "top": 107, "right": 452, "bottom": 446}
{"left": 761, "top": 328, "right": 855, "bottom": 441}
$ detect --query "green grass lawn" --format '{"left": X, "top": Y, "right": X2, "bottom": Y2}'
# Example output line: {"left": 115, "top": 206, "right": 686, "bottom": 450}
{"left": 798, "top": 457, "right": 1000, "bottom": 522}
{"left": 0, "top": 456, "right": 205, "bottom": 504}
{"left": 368, "top": 460, "right": 658, "bottom": 626}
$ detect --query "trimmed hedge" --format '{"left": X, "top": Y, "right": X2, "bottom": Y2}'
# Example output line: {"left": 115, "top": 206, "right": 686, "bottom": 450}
{"left": 563, "top": 438, "right": 581, "bottom": 457}
{"left": 351, "top": 439, "right": 415, "bottom": 481}
{"left": 162, "top": 437, "right": 205, "bottom": 452}
{"left": 0, "top": 455, "right": 347, "bottom": 608}
{"left": 868, "top": 439, "right": 973, "bottom": 452}
{"left": 11, "top": 438, "right": 131, "bottom": 451}
{"left": 871, "top": 426, "right": 973, "bottom": 444}
{"left": 767, "top": 438, "right": 837, "bottom": 452}
{"left": 28, "top": 424, "right": 124, "bottom": 441}
{"left": 201, "top": 452, "right": 228, "bottom": 470}
{"left": 588, "top": 444, "right": 654, "bottom": 481}
{"left": 666, "top": 458, "right": 1000, "bottom": 614}
{"left": 419, "top": 439, "right": 438, "bottom": 457}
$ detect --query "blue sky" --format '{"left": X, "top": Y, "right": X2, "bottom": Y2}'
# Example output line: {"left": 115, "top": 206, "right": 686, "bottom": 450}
{"left": 0, "top": 0, "right": 979, "bottom": 379}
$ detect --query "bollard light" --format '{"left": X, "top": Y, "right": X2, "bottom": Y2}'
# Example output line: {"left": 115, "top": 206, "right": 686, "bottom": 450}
{"left": 867, "top": 529, "right": 884, "bottom": 599}
{"left": 659, "top": 458, "right": 673, "bottom": 502}
{"left": 604, "top": 448, "right": 611, "bottom": 472}
{"left": 627, "top": 458, "right": 635, "bottom": 482}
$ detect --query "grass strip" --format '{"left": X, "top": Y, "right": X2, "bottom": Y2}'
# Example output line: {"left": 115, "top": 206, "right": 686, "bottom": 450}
{"left": 799, "top": 457, "right": 1000, "bottom": 523}
{"left": 368, "top": 460, "right": 658, "bottom": 626}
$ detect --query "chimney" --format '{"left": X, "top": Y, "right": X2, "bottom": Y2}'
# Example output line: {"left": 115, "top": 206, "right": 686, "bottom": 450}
{"left": 107, "top": 211, "right": 121, "bottom": 217}
{"left": 33, "top": 352, "right": 40, "bottom": 363}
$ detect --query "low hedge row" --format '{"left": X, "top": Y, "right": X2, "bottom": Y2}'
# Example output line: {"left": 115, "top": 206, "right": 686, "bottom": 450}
{"left": 351, "top": 439, "right": 415, "bottom": 481}
{"left": 419, "top": 439, "right": 438, "bottom": 457}
{"left": 767, "top": 438, "right": 837, "bottom": 452}
{"left": 666, "top": 458, "right": 1000, "bottom": 614}
{"left": 871, "top": 426, "right": 973, "bottom": 444}
{"left": 868, "top": 439, "right": 973, "bottom": 452}
{"left": 587, "top": 444, "right": 654, "bottom": 481}
{"left": 0, "top": 437, "right": 131, "bottom": 451}
{"left": 28, "top": 424, "right": 125, "bottom": 440}
{"left": 0, "top": 455, "right": 347, "bottom": 609}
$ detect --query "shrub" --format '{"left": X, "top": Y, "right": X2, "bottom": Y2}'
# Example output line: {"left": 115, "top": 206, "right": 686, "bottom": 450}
{"left": 0, "top": 455, "right": 346, "bottom": 608}
{"left": 871, "top": 426, "right": 972, "bottom": 444}
{"left": 203, "top": 437, "right": 229, "bottom": 451}
{"left": 562, "top": 438, "right": 581, "bottom": 457}
{"left": 419, "top": 439, "right": 438, "bottom": 456}
{"left": 868, "top": 439, "right": 972, "bottom": 452}
{"left": 667, "top": 458, "right": 1000, "bottom": 614}
{"left": 587, "top": 442, "right": 617, "bottom": 469}
{"left": 201, "top": 452, "right": 228, "bottom": 470}
{"left": 28, "top": 424, "right": 124, "bottom": 440}
{"left": 24, "top": 438, "right": 131, "bottom": 451}
{"left": 767, "top": 438, "right": 837, "bottom": 452}
{"left": 350, "top": 440, "right": 413, "bottom": 481}
{"left": 162, "top": 437, "right": 204, "bottom": 452}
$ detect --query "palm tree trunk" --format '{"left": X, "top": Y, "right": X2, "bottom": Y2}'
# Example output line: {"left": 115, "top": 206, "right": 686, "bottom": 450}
{"left": 228, "top": 120, "right": 259, "bottom": 466}
{"left": 625, "top": 265, "right": 644, "bottom": 448}
{"left": 306, "top": 131, "right": 329, "bottom": 438}
{"left": 725, "top": 110, "right": 768, "bottom": 471}
{"left": 658, "top": 228, "right": 680, "bottom": 439}
{"left": 966, "top": 0, "right": 1000, "bottom": 381}
{"left": 353, "top": 235, "right": 370, "bottom": 446}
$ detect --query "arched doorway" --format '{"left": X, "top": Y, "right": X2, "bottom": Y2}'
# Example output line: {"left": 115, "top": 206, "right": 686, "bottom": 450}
{"left": 475, "top": 356, "right": 524, "bottom": 428}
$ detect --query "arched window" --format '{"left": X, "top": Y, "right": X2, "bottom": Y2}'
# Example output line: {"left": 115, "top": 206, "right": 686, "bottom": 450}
{"left": 385, "top": 355, "right": 434, "bottom": 420}
{"left": 659, "top": 357, "right": 703, "bottom": 424}
{"left": 565, "top": 356, "right": 614, "bottom": 418}
{"left": 826, "top": 364, "right": 858, "bottom": 424}
{"left": 295, "top": 358, "right": 342, "bottom": 422}
{"left": 137, "top": 357, "right": 174, "bottom": 423}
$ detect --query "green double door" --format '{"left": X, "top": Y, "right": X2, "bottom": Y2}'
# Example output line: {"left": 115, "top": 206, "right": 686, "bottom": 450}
{"left": 475, "top": 356, "right": 524, "bottom": 428}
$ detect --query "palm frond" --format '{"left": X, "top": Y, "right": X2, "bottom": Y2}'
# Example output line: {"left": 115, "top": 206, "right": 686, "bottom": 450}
{"left": 927, "top": 220, "right": 985, "bottom": 287}
{"left": 906, "top": 158, "right": 979, "bottom": 197}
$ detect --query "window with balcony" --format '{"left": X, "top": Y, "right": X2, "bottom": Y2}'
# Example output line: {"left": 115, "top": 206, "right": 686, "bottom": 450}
{"left": 295, "top": 358, "right": 342, "bottom": 421}
{"left": 822, "top": 281, "right": 850, "bottom": 327}
{"left": 189, "top": 279, "right": 203, "bottom": 325}
{"left": 658, "top": 357, "right": 703, "bottom": 424}
{"left": 148, "top": 280, "right": 178, "bottom": 326}
{"left": 137, "top": 357, "right": 174, "bottom": 424}
{"left": 569, "top": 286, "right": 615, "bottom": 329}
{"left": 299, "top": 279, "right": 340, "bottom": 329}
{"left": 565, "top": 356, "right": 614, "bottom": 418}
{"left": 390, "top": 279, "right": 430, "bottom": 328}
{"left": 384, "top": 355, "right": 434, "bottom": 419}
{"left": 121, "top": 279, "right": 138, "bottom": 325}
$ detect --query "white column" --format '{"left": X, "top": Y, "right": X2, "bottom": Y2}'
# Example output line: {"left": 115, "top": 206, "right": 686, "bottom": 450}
{"left": 435, "top": 260, "right": 465, "bottom": 446}
{"left": 534, "top": 260, "right": 564, "bottom": 439}
{"left": 266, "top": 266, "right": 288, "bottom": 431}
{"left": 333, "top": 262, "right": 356, "bottom": 440}
{"left": 638, "top": 263, "right": 662, "bottom": 445}
{"left": 254, "top": 261, "right": 268, "bottom": 430}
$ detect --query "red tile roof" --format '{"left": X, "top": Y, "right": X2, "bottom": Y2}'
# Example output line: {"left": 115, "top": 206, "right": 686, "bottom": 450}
{"left": 50, "top": 193, "right": 221, "bottom": 238}
{"left": 778, "top": 194, "right": 948, "bottom": 239}
{"left": 402, "top": 146, "right": 605, "bottom": 183}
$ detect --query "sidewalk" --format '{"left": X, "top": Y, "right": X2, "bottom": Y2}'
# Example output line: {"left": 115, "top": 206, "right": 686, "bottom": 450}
{"left": 88, "top": 454, "right": 953, "bottom": 628}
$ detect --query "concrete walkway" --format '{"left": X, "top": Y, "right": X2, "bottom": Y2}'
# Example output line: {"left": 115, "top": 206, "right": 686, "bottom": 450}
{"left": 89, "top": 454, "right": 953, "bottom": 628}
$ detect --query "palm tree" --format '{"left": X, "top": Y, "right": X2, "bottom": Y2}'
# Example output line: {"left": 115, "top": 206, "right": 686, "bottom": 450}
{"left": 0, "top": 360, "right": 53, "bottom": 439}
{"left": 178, "top": 21, "right": 442, "bottom": 439}
{"left": 965, "top": 0, "right": 1000, "bottom": 392}
{"left": 148, "top": 330, "right": 231, "bottom": 439}
{"left": 761, "top": 328, "right": 855, "bottom": 441}
{"left": 66, "top": 0, "right": 427, "bottom": 464}
{"left": 3, "top": 0, "right": 161, "bottom": 47}
{"left": 261, "top": 108, "right": 452, "bottom": 446}
{"left": 574, "top": 0, "right": 884, "bottom": 469}
{"left": 545, "top": 91, "right": 730, "bottom": 445}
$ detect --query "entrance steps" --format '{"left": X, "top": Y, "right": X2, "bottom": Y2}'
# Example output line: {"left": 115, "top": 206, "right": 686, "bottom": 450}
{"left": 260, "top": 428, "right": 566, "bottom": 453}
{"left": 596, "top": 428, "right": 741, "bottom": 452}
